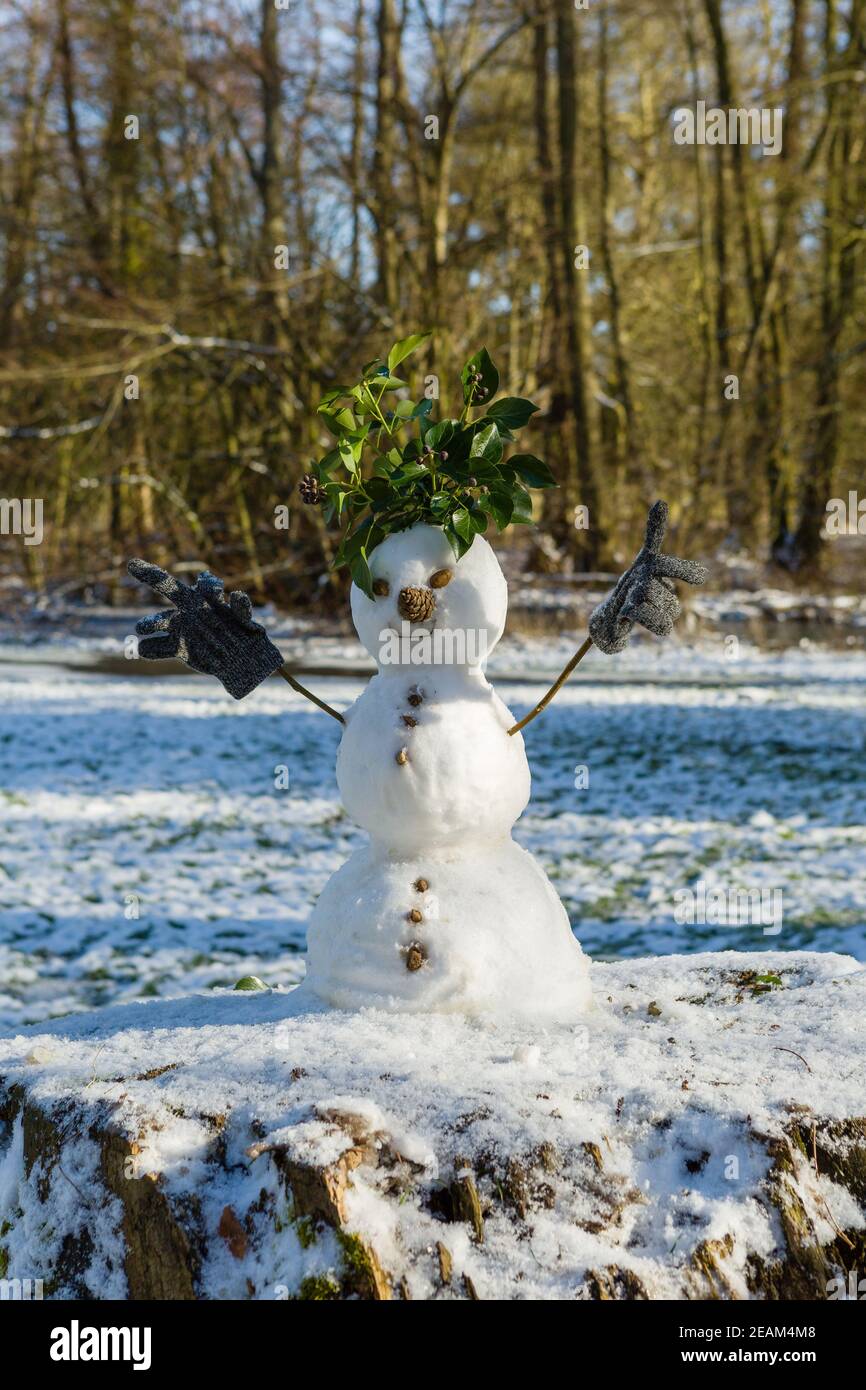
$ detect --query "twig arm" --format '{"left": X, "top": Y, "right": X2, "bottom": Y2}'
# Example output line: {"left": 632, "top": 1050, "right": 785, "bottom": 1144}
{"left": 506, "top": 636, "right": 594, "bottom": 736}
{"left": 278, "top": 665, "right": 345, "bottom": 724}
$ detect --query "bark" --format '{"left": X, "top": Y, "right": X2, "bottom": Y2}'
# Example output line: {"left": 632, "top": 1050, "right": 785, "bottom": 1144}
{"left": 372, "top": 0, "right": 400, "bottom": 318}
{"left": 765, "top": 0, "right": 806, "bottom": 562}
{"left": 258, "top": 0, "right": 291, "bottom": 345}
{"left": 4, "top": 954, "right": 864, "bottom": 1301}
{"left": 533, "top": 5, "right": 563, "bottom": 372}
{"left": 57, "top": 0, "right": 107, "bottom": 276}
{"left": 554, "top": 0, "right": 601, "bottom": 565}
{"left": 793, "top": 0, "right": 864, "bottom": 572}
{"left": 702, "top": 0, "right": 761, "bottom": 308}
{"left": 597, "top": 7, "right": 638, "bottom": 472}
{"left": 102, "top": 0, "right": 140, "bottom": 289}
{"left": 349, "top": 0, "right": 366, "bottom": 288}
{"left": 679, "top": 0, "right": 716, "bottom": 510}
{"left": 0, "top": 15, "right": 54, "bottom": 345}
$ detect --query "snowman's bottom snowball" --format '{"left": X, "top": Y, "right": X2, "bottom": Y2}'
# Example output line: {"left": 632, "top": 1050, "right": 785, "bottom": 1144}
{"left": 303, "top": 838, "right": 591, "bottom": 1020}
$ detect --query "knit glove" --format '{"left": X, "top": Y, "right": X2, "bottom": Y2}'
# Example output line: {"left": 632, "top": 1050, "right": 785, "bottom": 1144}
{"left": 127, "top": 560, "right": 284, "bottom": 699}
{"left": 589, "top": 501, "right": 707, "bottom": 654}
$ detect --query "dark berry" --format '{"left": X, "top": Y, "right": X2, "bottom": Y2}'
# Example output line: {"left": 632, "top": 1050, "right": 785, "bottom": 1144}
{"left": 298, "top": 473, "right": 323, "bottom": 505}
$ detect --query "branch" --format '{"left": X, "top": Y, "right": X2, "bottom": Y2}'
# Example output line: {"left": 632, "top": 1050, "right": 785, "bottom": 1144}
{"left": 0, "top": 414, "right": 104, "bottom": 439}
{"left": 455, "top": 18, "right": 528, "bottom": 102}
{"left": 0, "top": 324, "right": 299, "bottom": 384}
{"left": 507, "top": 636, "right": 594, "bottom": 736}
{"left": 278, "top": 666, "right": 345, "bottom": 724}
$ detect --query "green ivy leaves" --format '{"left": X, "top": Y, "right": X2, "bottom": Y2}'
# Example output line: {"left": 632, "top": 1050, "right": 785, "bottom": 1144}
{"left": 507, "top": 453, "right": 557, "bottom": 489}
{"left": 307, "top": 337, "right": 557, "bottom": 597}
{"left": 461, "top": 347, "right": 499, "bottom": 407}
{"left": 388, "top": 332, "right": 432, "bottom": 372}
{"left": 485, "top": 397, "right": 538, "bottom": 431}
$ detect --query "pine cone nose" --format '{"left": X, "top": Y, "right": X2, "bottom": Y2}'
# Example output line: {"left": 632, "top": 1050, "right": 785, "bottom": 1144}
{"left": 398, "top": 585, "right": 435, "bottom": 623}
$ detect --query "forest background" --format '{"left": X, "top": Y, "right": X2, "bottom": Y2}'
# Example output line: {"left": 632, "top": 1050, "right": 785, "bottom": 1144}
{"left": 0, "top": 0, "right": 863, "bottom": 611}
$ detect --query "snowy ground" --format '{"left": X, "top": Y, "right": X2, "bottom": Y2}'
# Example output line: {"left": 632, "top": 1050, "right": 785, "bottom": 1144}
{"left": 1, "top": 636, "right": 864, "bottom": 1032}
{"left": 1, "top": 949, "right": 863, "bottom": 1299}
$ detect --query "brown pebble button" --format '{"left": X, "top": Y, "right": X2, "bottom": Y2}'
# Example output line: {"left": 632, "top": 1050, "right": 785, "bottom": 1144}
{"left": 405, "top": 942, "right": 427, "bottom": 972}
{"left": 407, "top": 686, "right": 423, "bottom": 707}
{"left": 414, "top": 878, "right": 429, "bottom": 893}
{"left": 396, "top": 748, "right": 408, "bottom": 765}
{"left": 407, "top": 908, "right": 423, "bottom": 924}
{"left": 401, "top": 714, "right": 417, "bottom": 727}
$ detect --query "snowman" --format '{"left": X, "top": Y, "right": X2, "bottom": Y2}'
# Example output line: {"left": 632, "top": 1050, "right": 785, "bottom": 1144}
{"left": 304, "top": 521, "right": 593, "bottom": 1018}
{"left": 128, "top": 343, "right": 706, "bottom": 1020}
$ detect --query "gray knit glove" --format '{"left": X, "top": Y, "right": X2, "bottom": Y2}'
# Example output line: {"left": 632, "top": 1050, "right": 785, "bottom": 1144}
{"left": 127, "top": 560, "right": 284, "bottom": 699}
{"left": 589, "top": 501, "right": 707, "bottom": 654}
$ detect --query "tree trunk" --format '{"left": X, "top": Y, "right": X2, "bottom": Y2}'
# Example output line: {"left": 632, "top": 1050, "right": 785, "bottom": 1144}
{"left": 103, "top": 0, "right": 140, "bottom": 289}
{"left": 349, "top": 0, "right": 366, "bottom": 288}
{"left": 372, "top": 0, "right": 400, "bottom": 319}
{"left": 533, "top": 6, "right": 563, "bottom": 378}
{"left": 793, "top": 0, "right": 864, "bottom": 572}
{"left": 597, "top": 7, "right": 638, "bottom": 475}
{"left": 765, "top": 0, "right": 806, "bottom": 564}
{"left": 259, "top": 0, "right": 291, "bottom": 346}
{"left": 0, "top": 16, "right": 53, "bottom": 346}
{"left": 679, "top": 0, "right": 716, "bottom": 515}
{"left": 703, "top": 0, "right": 767, "bottom": 543}
{"left": 554, "top": 0, "right": 601, "bottom": 566}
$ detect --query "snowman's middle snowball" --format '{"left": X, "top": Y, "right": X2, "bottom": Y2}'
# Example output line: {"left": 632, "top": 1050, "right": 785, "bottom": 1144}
{"left": 337, "top": 666, "right": 530, "bottom": 853}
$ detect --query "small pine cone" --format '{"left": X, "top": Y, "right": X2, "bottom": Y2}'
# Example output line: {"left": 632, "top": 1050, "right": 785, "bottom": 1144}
{"left": 298, "top": 473, "right": 323, "bottom": 505}
{"left": 398, "top": 586, "right": 435, "bottom": 623}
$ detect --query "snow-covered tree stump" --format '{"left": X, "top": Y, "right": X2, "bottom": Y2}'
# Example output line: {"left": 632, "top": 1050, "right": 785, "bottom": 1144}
{"left": 1, "top": 950, "right": 864, "bottom": 1301}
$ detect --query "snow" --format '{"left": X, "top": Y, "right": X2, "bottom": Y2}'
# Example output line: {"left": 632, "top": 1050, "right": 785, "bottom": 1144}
{"left": 304, "top": 838, "right": 591, "bottom": 1017}
{"left": 1, "top": 632, "right": 864, "bottom": 1029}
{"left": 3, "top": 543, "right": 864, "bottom": 1298}
{"left": 0, "top": 949, "right": 862, "bottom": 1299}
{"left": 0, "top": 1106, "right": 128, "bottom": 1299}
{"left": 1, "top": 606, "right": 863, "bottom": 1295}
{"left": 7, "top": 570, "right": 866, "bottom": 684}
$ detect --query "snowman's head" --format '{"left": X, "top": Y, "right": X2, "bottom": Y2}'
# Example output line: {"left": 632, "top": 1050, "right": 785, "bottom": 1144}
{"left": 350, "top": 523, "right": 507, "bottom": 669}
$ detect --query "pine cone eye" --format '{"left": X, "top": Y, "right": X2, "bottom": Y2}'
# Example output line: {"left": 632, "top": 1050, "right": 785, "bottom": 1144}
{"left": 372, "top": 578, "right": 390, "bottom": 597}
